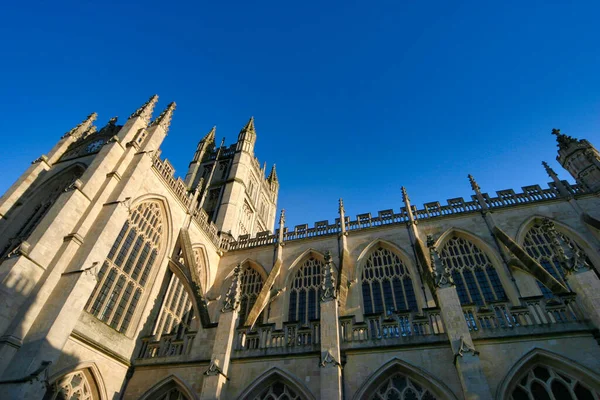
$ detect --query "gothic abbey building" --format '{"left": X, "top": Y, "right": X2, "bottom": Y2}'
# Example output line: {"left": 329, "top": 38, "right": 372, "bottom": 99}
{"left": 1, "top": 95, "right": 600, "bottom": 400}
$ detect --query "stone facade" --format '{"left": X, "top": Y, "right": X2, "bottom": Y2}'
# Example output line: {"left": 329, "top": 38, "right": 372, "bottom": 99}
{"left": 1, "top": 96, "right": 600, "bottom": 399}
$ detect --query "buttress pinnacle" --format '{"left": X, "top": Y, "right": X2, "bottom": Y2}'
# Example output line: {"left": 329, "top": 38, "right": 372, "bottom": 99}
{"left": 202, "top": 126, "right": 216, "bottom": 143}
{"left": 267, "top": 164, "right": 278, "bottom": 184}
{"left": 468, "top": 174, "right": 481, "bottom": 192}
{"left": 62, "top": 112, "right": 98, "bottom": 140}
{"left": 151, "top": 102, "right": 176, "bottom": 132}
{"left": 542, "top": 161, "right": 558, "bottom": 178}
{"left": 129, "top": 95, "right": 159, "bottom": 123}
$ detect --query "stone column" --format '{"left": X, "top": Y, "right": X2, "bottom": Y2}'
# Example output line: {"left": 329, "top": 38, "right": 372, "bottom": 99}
{"left": 200, "top": 264, "right": 242, "bottom": 400}
{"left": 319, "top": 251, "right": 342, "bottom": 400}
{"left": 542, "top": 219, "right": 600, "bottom": 329}
{"left": 428, "top": 237, "right": 493, "bottom": 400}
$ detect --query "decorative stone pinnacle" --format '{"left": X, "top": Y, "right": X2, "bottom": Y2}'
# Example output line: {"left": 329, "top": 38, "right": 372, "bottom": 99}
{"left": 129, "top": 95, "right": 159, "bottom": 122}
{"left": 268, "top": 164, "right": 278, "bottom": 184}
{"left": 426, "top": 234, "right": 454, "bottom": 288}
{"left": 468, "top": 174, "right": 480, "bottom": 192}
{"left": 279, "top": 209, "right": 285, "bottom": 226}
{"left": 541, "top": 218, "right": 588, "bottom": 275}
{"left": 150, "top": 102, "right": 176, "bottom": 132}
{"left": 542, "top": 161, "right": 557, "bottom": 178}
{"left": 221, "top": 264, "right": 242, "bottom": 312}
{"left": 202, "top": 126, "right": 216, "bottom": 143}
{"left": 338, "top": 198, "right": 345, "bottom": 214}
{"left": 321, "top": 251, "right": 336, "bottom": 302}
{"left": 551, "top": 128, "right": 578, "bottom": 150}
{"left": 401, "top": 186, "right": 410, "bottom": 202}
{"left": 62, "top": 112, "right": 98, "bottom": 140}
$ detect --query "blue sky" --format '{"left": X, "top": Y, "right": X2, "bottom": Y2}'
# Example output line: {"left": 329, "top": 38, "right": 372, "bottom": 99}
{"left": 1, "top": 1, "right": 599, "bottom": 228}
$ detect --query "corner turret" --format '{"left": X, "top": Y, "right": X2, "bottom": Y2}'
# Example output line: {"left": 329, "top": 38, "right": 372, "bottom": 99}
{"left": 236, "top": 117, "right": 256, "bottom": 153}
{"left": 553, "top": 128, "right": 600, "bottom": 192}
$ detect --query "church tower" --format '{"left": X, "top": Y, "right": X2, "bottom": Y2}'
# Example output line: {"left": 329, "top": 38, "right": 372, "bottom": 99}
{"left": 553, "top": 128, "right": 600, "bottom": 192}
{"left": 184, "top": 118, "right": 278, "bottom": 237}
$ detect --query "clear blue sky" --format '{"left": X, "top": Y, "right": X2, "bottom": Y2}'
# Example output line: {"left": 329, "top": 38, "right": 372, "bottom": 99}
{"left": 1, "top": 1, "right": 599, "bottom": 228}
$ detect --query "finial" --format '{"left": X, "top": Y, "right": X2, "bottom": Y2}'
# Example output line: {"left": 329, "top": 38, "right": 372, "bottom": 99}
{"left": 540, "top": 218, "right": 587, "bottom": 274}
{"left": 268, "top": 164, "right": 278, "bottom": 184}
{"left": 221, "top": 264, "right": 242, "bottom": 313}
{"left": 401, "top": 186, "right": 410, "bottom": 202}
{"left": 129, "top": 95, "right": 159, "bottom": 123}
{"left": 339, "top": 198, "right": 345, "bottom": 214}
{"left": 551, "top": 128, "right": 578, "bottom": 150}
{"left": 151, "top": 102, "right": 176, "bottom": 132}
{"left": 278, "top": 209, "right": 286, "bottom": 226}
{"left": 321, "top": 251, "right": 336, "bottom": 302}
{"left": 468, "top": 174, "right": 481, "bottom": 192}
{"left": 62, "top": 112, "right": 98, "bottom": 140}
{"left": 542, "top": 161, "right": 557, "bottom": 178}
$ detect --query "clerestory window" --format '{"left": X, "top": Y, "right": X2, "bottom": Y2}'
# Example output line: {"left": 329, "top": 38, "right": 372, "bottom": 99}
{"left": 86, "top": 201, "right": 164, "bottom": 333}
{"left": 288, "top": 256, "right": 323, "bottom": 324}
{"left": 238, "top": 264, "right": 264, "bottom": 325}
{"left": 361, "top": 246, "right": 418, "bottom": 315}
{"left": 439, "top": 236, "right": 507, "bottom": 306}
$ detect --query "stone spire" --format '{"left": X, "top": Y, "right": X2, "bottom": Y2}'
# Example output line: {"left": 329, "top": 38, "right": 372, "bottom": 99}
{"left": 321, "top": 251, "right": 336, "bottom": 302}
{"left": 62, "top": 112, "right": 98, "bottom": 140}
{"left": 277, "top": 209, "right": 286, "bottom": 245}
{"left": 221, "top": 264, "right": 242, "bottom": 313}
{"left": 552, "top": 128, "right": 578, "bottom": 150}
{"left": 129, "top": 95, "right": 159, "bottom": 123}
{"left": 338, "top": 198, "right": 347, "bottom": 234}
{"left": 203, "top": 126, "right": 216, "bottom": 143}
{"left": 401, "top": 186, "right": 416, "bottom": 224}
{"left": 468, "top": 174, "right": 489, "bottom": 211}
{"left": 237, "top": 117, "right": 257, "bottom": 153}
{"left": 468, "top": 174, "right": 481, "bottom": 193}
{"left": 240, "top": 116, "right": 255, "bottom": 136}
{"left": 150, "top": 102, "right": 176, "bottom": 133}
{"left": 426, "top": 235, "right": 454, "bottom": 288}
{"left": 267, "top": 164, "right": 278, "bottom": 184}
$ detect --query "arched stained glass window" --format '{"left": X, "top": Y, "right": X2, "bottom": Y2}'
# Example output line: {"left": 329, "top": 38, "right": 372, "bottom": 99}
{"left": 361, "top": 246, "right": 418, "bottom": 315}
{"left": 86, "top": 201, "right": 164, "bottom": 333}
{"left": 522, "top": 223, "right": 593, "bottom": 298}
{"left": 510, "top": 364, "right": 599, "bottom": 400}
{"left": 44, "top": 370, "right": 99, "bottom": 400}
{"left": 154, "top": 272, "right": 195, "bottom": 339}
{"left": 239, "top": 264, "right": 264, "bottom": 325}
{"left": 288, "top": 256, "right": 322, "bottom": 324}
{"left": 439, "top": 236, "right": 507, "bottom": 306}
{"left": 250, "top": 381, "right": 303, "bottom": 400}
{"left": 367, "top": 373, "right": 438, "bottom": 400}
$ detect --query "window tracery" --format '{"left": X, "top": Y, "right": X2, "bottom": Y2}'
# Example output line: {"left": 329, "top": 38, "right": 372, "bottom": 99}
{"left": 510, "top": 364, "right": 599, "bottom": 400}
{"left": 439, "top": 236, "right": 507, "bottom": 306}
{"left": 250, "top": 381, "right": 303, "bottom": 400}
{"left": 361, "top": 246, "right": 418, "bottom": 315}
{"left": 86, "top": 201, "right": 164, "bottom": 333}
{"left": 154, "top": 387, "right": 189, "bottom": 400}
{"left": 239, "top": 264, "right": 264, "bottom": 325}
{"left": 367, "top": 373, "right": 438, "bottom": 400}
{"left": 288, "top": 256, "right": 322, "bottom": 324}
{"left": 45, "top": 370, "right": 97, "bottom": 400}
{"left": 522, "top": 223, "right": 592, "bottom": 297}
{"left": 154, "top": 272, "right": 195, "bottom": 339}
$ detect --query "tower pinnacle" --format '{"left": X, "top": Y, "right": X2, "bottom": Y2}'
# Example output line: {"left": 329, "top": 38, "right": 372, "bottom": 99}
{"left": 129, "top": 95, "right": 159, "bottom": 123}
{"left": 151, "top": 102, "right": 176, "bottom": 133}
{"left": 267, "top": 164, "right": 278, "bottom": 184}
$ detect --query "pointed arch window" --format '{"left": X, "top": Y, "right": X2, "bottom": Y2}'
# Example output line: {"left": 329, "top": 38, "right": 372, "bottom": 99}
{"left": 86, "top": 201, "right": 164, "bottom": 333}
{"left": 154, "top": 272, "right": 195, "bottom": 339}
{"left": 239, "top": 264, "right": 264, "bottom": 325}
{"left": 510, "top": 364, "right": 599, "bottom": 400}
{"left": 439, "top": 236, "right": 507, "bottom": 306}
{"left": 366, "top": 373, "right": 438, "bottom": 400}
{"left": 361, "top": 246, "right": 418, "bottom": 315}
{"left": 249, "top": 381, "right": 304, "bottom": 400}
{"left": 288, "top": 256, "right": 323, "bottom": 324}
{"left": 522, "top": 223, "right": 593, "bottom": 297}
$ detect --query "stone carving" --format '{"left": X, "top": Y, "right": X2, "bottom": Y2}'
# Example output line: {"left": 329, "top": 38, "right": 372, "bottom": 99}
{"left": 320, "top": 351, "right": 341, "bottom": 368}
{"left": 150, "top": 102, "right": 176, "bottom": 132}
{"left": 221, "top": 264, "right": 242, "bottom": 313}
{"left": 454, "top": 336, "right": 479, "bottom": 364}
{"left": 426, "top": 235, "right": 454, "bottom": 288}
{"left": 129, "top": 94, "right": 158, "bottom": 122}
{"left": 203, "top": 360, "right": 226, "bottom": 378}
{"left": 541, "top": 218, "right": 589, "bottom": 275}
{"left": 321, "top": 251, "right": 336, "bottom": 302}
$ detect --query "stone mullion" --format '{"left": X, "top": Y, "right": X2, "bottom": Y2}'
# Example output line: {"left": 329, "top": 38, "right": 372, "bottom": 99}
{"left": 470, "top": 267, "right": 488, "bottom": 306}
{"left": 389, "top": 277, "right": 399, "bottom": 312}
{"left": 85, "top": 263, "right": 113, "bottom": 313}
{"left": 100, "top": 272, "right": 125, "bottom": 321}
{"left": 106, "top": 276, "right": 130, "bottom": 325}
{"left": 458, "top": 269, "right": 473, "bottom": 304}
{"left": 114, "top": 279, "right": 143, "bottom": 333}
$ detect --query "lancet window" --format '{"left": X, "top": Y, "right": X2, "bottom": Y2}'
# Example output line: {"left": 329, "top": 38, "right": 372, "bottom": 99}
{"left": 154, "top": 272, "right": 194, "bottom": 339}
{"left": 510, "top": 364, "right": 599, "bottom": 400}
{"left": 239, "top": 264, "right": 264, "bottom": 325}
{"left": 366, "top": 373, "right": 438, "bottom": 400}
{"left": 288, "top": 256, "right": 323, "bottom": 324}
{"left": 522, "top": 223, "right": 592, "bottom": 297}
{"left": 86, "top": 201, "right": 164, "bottom": 333}
{"left": 361, "top": 246, "right": 418, "bottom": 315}
{"left": 439, "top": 236, "right": 507, "bottom": 306}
